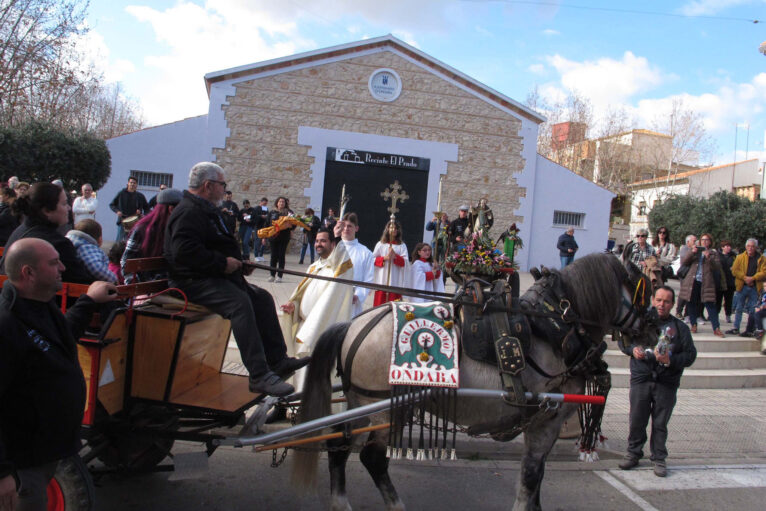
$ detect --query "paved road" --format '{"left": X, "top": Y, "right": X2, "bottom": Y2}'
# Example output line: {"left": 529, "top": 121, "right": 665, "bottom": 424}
{"left": 93, "top": 443, "right": 766, "bottom": 510}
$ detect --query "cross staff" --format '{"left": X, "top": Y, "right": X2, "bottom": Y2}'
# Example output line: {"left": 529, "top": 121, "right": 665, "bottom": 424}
{"left": 380, "top": 180, "right": 409, "bottom": 216}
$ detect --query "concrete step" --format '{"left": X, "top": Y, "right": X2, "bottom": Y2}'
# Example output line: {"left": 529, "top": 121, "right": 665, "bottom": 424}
{"left": 610, "top": 367, "right": 766, "bottom": 389}
{"left": 605, "top": 350, "right": 766, "bottom": 370}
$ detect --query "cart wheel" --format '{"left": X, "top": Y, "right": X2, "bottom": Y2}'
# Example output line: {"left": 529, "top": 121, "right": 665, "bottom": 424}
{"left": 94, "top": 404, "right": 176, "bottom": 470}
{"left": 47, "top": 456, "right": 95, "bottom": 511}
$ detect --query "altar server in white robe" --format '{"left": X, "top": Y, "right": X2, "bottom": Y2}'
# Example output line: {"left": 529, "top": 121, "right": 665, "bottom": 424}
{"left": 409, "top": 242, "right": 445, "bottom": 302}
{"left": 340, "top": 212, "right": 375, "bottom": 317}
{"left": 281, "top": 223, "right": 354, "bottom": 390}
{"left": 372, "top": 220, "right": 410, "bottom": 306}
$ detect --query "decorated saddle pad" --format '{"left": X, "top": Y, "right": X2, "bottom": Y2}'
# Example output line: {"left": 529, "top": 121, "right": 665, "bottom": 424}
{"left": 389, "top": 302, "right": 459, "bottom": 388}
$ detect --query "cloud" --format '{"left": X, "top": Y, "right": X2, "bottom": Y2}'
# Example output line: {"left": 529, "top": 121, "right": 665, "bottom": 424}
{"left": 545, "top": 52, "right": 667, "bottom": 108}
{"left": 679, "top": 0, "right": 755, "bottom": 16}
{"left": 527, "top": 63, "right": 546, "bottom": 75}
{"left": 71, "top": 26, "right": 136, "bottom": 82}
{"left": 542, "top": 28, "right": 560, "bottom": 36}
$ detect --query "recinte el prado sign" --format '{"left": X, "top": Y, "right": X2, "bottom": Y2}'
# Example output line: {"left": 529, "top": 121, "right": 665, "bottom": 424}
{"left": 328, "top": 147, "right": 429, "bottom": 172}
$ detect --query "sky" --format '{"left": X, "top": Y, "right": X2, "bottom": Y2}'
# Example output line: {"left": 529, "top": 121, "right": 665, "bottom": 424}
{"left": 80, "top": 0, "right": 766, "bottom": 166}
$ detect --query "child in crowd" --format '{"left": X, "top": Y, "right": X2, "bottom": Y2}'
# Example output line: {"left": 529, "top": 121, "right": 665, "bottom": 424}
{"left": 108, "top": 241, "right": 126, "bottom": 285}
{"left": 409, "top": 242, "right": 444, "bottom": 302}
{"left": 66, "top": 219, "right": 117, "bottom": 283}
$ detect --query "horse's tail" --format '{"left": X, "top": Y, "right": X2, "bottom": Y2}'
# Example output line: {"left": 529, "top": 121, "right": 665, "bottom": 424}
{"left": 290, "top": 321, "right": 351, "bottom": 490}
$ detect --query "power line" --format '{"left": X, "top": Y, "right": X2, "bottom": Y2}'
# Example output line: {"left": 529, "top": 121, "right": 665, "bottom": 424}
{"left": 483, "top": 1, "right": 761, "bottom": 24}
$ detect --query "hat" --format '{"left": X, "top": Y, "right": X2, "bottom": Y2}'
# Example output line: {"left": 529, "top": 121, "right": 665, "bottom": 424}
{"left": 157, "top": 188, "right": 183, "bottom": 205}
{"left": 459, "top": 205, "right": 469, "bottom": 211}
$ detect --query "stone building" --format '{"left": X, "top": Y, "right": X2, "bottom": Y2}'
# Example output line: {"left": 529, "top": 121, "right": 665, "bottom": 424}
{"left": 99, "top": 35, "right": 613, "bottom": 270}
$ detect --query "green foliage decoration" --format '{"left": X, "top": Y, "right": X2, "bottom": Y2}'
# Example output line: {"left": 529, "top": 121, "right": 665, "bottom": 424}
{"left": 648, "top": 191, "right": 766, "bottom": 250}
{"left": 0, "top": 121, "right": 111, "bottom": 191}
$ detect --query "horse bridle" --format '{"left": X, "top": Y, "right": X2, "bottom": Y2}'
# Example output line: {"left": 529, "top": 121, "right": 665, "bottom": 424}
{"left": 611, "top": 267, "right": 657, "bottom": 337}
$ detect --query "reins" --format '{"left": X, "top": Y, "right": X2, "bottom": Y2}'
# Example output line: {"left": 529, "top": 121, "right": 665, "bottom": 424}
{"left": 243, "top": 261, "right": 651, "bottom": 335}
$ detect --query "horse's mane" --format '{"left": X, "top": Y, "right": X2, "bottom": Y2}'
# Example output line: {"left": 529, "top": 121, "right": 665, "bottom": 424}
{"left": 559, "top": 253, "right": 630, "bottom": 332}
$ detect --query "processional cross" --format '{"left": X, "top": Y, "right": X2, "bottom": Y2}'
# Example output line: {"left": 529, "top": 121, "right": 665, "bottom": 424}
{"left": 380, "top": 180, "right": 409, "bottom": 217}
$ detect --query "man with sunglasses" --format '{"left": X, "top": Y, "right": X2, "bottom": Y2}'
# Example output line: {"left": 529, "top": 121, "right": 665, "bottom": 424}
{"left": 627, "top": 228, "right": 656, "bottom": 267}
{"left": 164, "top": 162, "right": 308, "bottom": 397}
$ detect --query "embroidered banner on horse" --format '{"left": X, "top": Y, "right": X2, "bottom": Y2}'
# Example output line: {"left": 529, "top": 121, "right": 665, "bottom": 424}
{"left": 389, "top": 302, "right": 459, "bottom": 388}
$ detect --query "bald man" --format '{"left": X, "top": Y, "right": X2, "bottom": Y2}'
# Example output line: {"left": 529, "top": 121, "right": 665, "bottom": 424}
{"left": 0, "top": 238, "right": 118, "bottom": 511}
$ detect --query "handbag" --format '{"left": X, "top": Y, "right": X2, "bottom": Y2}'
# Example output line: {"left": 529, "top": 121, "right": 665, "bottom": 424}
{"left": 661, "top": 265, "right": 674, "bottom": 281}
{"left": 676, "top": 265, "right": 690, "bottom": 280}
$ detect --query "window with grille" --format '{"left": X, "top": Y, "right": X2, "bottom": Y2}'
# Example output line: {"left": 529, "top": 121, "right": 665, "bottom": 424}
{"left": 129, "top": 170, "right": 173, "bottom": 190}
{"left": 552, "top": 210, "right": 584, "bottom": 228}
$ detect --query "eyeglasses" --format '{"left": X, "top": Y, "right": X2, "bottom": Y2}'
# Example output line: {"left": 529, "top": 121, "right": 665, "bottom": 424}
{"left": 701, "top": 238, "right": 711, "bottom": 242}
{"left": 637, "top": 234, "right": 647, "bottom": 238}
{"left": 208, "top": 179, "right": 227, "bottom": 189}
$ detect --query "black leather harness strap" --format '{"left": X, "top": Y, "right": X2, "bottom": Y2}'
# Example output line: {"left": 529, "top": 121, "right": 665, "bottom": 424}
{"left": 339, "top": 306, "right": 391, "bottom": 398}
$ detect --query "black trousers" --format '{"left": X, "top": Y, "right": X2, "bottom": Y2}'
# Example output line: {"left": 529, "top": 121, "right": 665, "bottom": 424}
{"left": 170, "top": 277, "right": 287, "bottom": 376}
{"left": 270, "top": 235, "right": 290, "bottom": 277}
{"left": 627, "top": 380, "right": 677, "bottom": 462}
{"left": 716, "top": 287, "right": 735, "bottom": 317}
{"left": 17, "top": 461, "right": 58, "bottom": 511}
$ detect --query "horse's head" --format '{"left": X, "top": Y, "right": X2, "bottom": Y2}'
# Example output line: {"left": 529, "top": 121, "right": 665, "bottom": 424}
{"left": 616, "top": 258, "right": 660, "bottom": 347}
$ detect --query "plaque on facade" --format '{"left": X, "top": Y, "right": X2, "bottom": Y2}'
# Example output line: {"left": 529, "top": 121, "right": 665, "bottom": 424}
{"left": 368, "top": 68, "right": 402, "bottom": 102}
{"left": 328, "top": 147, "right": 429, "bottom": 171}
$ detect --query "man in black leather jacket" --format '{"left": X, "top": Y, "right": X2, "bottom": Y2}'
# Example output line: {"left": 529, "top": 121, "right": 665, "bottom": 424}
{"left": 0, "top": 238, "right": 118, "bottom": 510}
{"left": 164, "top": 162, "right": 307, "bottom": 397}
{"left": 618, "top": 285, "right": 697, "bottom": 477}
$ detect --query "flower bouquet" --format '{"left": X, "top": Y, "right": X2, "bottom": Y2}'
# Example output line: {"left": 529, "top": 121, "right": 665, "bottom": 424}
{"left": 445, "top": 231, "right": 516, "bottom": 284}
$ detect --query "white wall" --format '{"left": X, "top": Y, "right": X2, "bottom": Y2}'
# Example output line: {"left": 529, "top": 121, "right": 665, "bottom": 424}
{"left": 525, "top": 155, "right": 614, "bottom": 270}
{"left": 98, "top": 115, "right": 211, "bottom": 241}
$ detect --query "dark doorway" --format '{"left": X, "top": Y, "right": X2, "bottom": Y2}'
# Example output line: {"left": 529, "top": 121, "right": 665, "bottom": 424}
{"left": 322, "top": 151, "right": 429, "bottom": 252}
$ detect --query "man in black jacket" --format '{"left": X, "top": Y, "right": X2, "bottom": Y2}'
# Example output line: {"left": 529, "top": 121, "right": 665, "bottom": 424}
{"left": 0, "top": 238, "right": 118, "bottom": 510}
{"left": 164, "top": 162, "right": 308, "bottom": 397}
{"left": 220, "top": 190, "right": 239, "bottom": 236}
{"left": 109, "top": 176, "right": 149, "bottom": 242}
{"left": 618, "top": 285, "right": 697, "bottom": 477}
{"left": 557, "top": 227, "right": 578, "bottom": 268}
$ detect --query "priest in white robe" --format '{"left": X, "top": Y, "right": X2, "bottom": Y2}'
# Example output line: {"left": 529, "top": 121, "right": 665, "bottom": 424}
{"left": 372, "top": 220, "right": 410, "bottom": 306}
{"left": 280, "top": 224, "right": 354, "bottom": 390}
{"left": 340, "top": 212, "right": 375, "bottom": 317}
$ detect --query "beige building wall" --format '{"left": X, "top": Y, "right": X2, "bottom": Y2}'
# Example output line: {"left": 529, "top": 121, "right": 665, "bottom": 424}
{"left": 212, "top": 50, "right": 527, "bottom": 249}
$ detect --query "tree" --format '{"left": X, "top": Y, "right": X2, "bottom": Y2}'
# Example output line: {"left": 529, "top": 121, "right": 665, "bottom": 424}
{"left": 648, "top": 191, "right": 766, "bottom": 250}
{"left": 0, "top": 0, "right": 143, "bottom": 136}
{"left": 0, "top": 121, "right": 111, "bottom": 190}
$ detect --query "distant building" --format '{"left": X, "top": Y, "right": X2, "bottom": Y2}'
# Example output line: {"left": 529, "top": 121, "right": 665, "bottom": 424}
{"left": 627, "top": 158, "right": 764, "bottom": 235}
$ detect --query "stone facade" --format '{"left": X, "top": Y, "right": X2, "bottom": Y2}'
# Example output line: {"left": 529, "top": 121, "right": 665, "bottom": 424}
{"left": 212, "top": 50, "right": 527, "bottom": 250}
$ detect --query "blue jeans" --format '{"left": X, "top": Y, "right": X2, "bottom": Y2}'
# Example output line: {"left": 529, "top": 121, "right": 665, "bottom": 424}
{"left": 299, "top": 242, "right": 315, "bottom": 264}
{"left": 733, "top": 286, "right": 759, "bottom": 331}
{"left": 560, "top": 255, "right": 574, "bottom": 269}
{"left": 688, "top": 280, "right": 720, "bottom": 330}
{"left": 253, "top": 235, "right": 264, "bottom": 257}
{"left": 239, "top": 225, "right": 253, "bottom": 259}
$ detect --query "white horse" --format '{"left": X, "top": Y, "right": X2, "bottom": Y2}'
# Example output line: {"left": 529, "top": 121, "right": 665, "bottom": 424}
{"left": 292, "top": 254, "right": 656, "bottom": 510}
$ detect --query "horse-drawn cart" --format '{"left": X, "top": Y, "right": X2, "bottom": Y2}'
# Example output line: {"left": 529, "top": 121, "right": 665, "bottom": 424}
{"left": 1, "top": 252, "right": 655, "bottom": 511}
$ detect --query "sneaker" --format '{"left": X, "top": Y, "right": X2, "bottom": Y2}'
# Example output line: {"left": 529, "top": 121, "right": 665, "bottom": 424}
{"left": 683, "top": 317, "right": 691, "bottom": 325}
{"left": 741, "top": 331, "right": 755, "bottom": 338}
{"left": 275, "top": 277, "right": 282, "bottom": 283}
{"left": 713, "top": 329, "right": 725, "bottom": 337}
{"left": 754, "top": 329, "right": 764, "bottom": 339}
{"left": 619, "top": 457, "right": 639, "bottom": 470}
{"left": 691, "top": 325, "right": 697, "bottom": 333}
{"left": 698, "top": 319, "right": 706, "bottom": 325}
{"left": 725, "top": 328, "right": 740, "bottom": 335}
{"left": 653, "top": 461, "right": 667, "bottom": 477}
{"left": 267, "top": 276, "right": 275, "bottom": 282}
{"left": 248, "top": 371, "right": 294, "bottom": 396}
{"left": 271, "top": 356, "right": 310, "bottom": 378}
{"left": 298, "top": 260, "right": 304, "bottom": 265}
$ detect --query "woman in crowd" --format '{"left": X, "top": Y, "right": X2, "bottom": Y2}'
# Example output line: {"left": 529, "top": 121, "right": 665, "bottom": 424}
{"left": 652, "top": 226, "right": 677, "bottom": 278}
{"left": 409, "top": 242, "right": 444, "bottom": 302}
{"left": 372, "top": 220, "right": 409, "bottom": 305}
{"left": 298, "top": 207, "right": 321, "bottom": 265}
{"left": 0, "top": 182, "right": 90, "bottom": 282}
{"left": 120, "top": 188, "right": 183, "bottom": 284}
{"left": 0, "top": 186, "right": 19, "bottom": 246}
{"left": 717, "top": 240, "right": 737, "bottom": 324}
{"left": 679, "top": 232, "right": 725, "bottom": 337}
{"left": 267, "top": 196, "right": 294, "bottom": 282}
